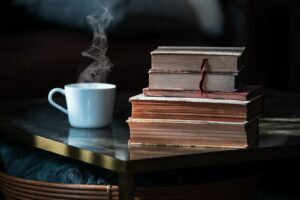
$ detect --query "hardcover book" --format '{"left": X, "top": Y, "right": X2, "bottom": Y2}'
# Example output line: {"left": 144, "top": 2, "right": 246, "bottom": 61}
{"left": 130, "top": 94, "right": 264, "bottom": 123}
{"left": 148, "top": 69, "right": 239, "bottom": 92}
{"left": 151, "top": 46, "right": 245, "bottom": 73}
{"left": 128, "top": 118, "right": 258, "bottom": 148}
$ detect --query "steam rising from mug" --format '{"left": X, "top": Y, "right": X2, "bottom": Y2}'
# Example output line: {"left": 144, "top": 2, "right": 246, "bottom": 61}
{"left": 78, "top": 0, "right": 113, "bottom": 83}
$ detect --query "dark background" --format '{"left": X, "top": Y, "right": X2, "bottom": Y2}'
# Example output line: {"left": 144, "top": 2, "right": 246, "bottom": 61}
{"left": 1, "top": 0, "right": 299, "bottom": 98}
{"left": 1, "top": 0, "right": 300, "bottom": 199}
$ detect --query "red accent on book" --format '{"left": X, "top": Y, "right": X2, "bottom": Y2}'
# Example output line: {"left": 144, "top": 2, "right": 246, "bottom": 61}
{"left": 199, "top": 59, "right": 208, "bottom": 93}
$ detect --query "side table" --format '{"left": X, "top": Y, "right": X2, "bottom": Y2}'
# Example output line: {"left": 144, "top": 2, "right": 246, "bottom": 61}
{"left": 0, "top": 97, "right": 300, "bottom": 199}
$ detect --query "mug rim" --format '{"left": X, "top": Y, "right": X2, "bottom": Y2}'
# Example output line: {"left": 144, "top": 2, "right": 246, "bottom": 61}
{"left": 65, "top": 83, "right": 116, "bottom": 90}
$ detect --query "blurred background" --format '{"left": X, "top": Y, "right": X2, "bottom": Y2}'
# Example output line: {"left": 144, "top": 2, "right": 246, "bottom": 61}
{"left": 1, "top": 0, "right": 300, "bottom": 199}
{"left": 1, "top": 0, "right": 298, "bottom": 97}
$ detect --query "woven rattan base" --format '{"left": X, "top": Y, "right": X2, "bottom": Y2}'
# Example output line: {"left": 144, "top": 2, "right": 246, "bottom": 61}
{"left": 0, "top": 170, "right": 262, "bottom": 200}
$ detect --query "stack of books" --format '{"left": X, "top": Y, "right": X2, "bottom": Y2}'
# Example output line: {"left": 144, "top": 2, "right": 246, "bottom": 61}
{"left": 127, "top": 46, "right": 263, "bottom": 148}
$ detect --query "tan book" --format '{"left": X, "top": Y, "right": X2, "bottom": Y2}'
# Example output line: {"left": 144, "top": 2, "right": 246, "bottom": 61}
{"left": 129, "top": 94, "right": 264, "bottom": 123}
{"left": 143, "top": 85, "right": 263, "bottom": 101}
{"left": 127, "top": 118, "right": 258, "bottom": 148}
{"left": 151, "top": 46, "right": 245, "bottom": 73}
{"left": 148, "top": 69, "right": 239, "bottom": 92}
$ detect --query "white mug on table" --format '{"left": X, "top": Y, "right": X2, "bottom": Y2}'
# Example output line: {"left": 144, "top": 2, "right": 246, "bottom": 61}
{"left": 48, "top": 83, "right": 116, "bottom": 128}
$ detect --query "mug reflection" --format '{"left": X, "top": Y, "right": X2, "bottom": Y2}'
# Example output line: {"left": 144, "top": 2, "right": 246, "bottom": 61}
{"left": 68, "top": 127, "right": 114, "bottom": 150}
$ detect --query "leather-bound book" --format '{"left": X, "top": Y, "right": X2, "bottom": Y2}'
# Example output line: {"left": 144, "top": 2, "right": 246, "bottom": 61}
{"left": 129, "top": 94, "right": 263, "bottom": 123}
{"left": 127, "top": 118, "right": 258, "bottom": 148}
{"left": 148, "top": 69, "right": 239, "bottom": 92}
{"left": 151, "top": 46, "right": 245, "bottom": 73}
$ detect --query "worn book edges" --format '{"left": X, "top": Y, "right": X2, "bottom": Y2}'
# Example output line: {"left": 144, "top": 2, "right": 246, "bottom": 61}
{"left": 148, "top": 69, "right": 240, "bottom": 92}
{"left": 127, "top": 118, "right": 258, "bottom": 148}
{"left": 129, "top": 94, "right": 264, "bottom": 123}
{"left": 143, "top": 85, "right": 263, "bottom": 101}
{"left": 151, "top": 46, "right": 245, "bottom": 73}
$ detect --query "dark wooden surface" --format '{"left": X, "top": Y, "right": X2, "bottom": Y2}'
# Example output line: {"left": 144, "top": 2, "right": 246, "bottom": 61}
{"left": 0, "top": 92, "right": 300, "bottom": 174}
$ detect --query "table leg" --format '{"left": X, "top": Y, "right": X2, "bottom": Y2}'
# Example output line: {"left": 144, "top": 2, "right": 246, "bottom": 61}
{"left": 119, "top": 172, "right": 135, "bottom": 200}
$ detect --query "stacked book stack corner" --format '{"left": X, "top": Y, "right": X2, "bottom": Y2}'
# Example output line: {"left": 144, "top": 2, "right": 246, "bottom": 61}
{"left": 128, "top": 46, "right": 263, "bottom": 148}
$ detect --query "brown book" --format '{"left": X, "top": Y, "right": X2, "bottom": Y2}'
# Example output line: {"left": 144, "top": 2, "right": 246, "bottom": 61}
{"left": 148, "top": 69, "right": 239, "bottom": 92}
{"left": 127, "top": 118, "right": 258, "bottom": 148}
{"left": 129, "top": 94, "right": 264, "bottom": 123}
{"left": 151, "top": 46, "right": 245, "bottom": 73}
{"left": 143, "top": 85, "right": 263, "bottom": 101}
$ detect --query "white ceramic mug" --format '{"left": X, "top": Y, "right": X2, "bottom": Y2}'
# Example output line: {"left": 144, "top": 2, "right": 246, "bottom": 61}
{"left": 48, "top": 83, "right": 116, "bottom": 128}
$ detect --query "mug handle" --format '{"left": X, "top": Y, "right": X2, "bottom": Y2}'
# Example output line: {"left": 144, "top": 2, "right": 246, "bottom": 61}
{"left": 48, "top": 88, "right": 68, "bottom": 114}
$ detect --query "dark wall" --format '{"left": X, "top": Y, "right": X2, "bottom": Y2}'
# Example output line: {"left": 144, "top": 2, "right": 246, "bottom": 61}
{"left": 1, "top": 0, "right": 299, "bottom": 98}
{"left": 247, "top": 0, "right": 300, "bottom": 93}
{"left": 289, "top": 0, "right": 300, "bottom": 92}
